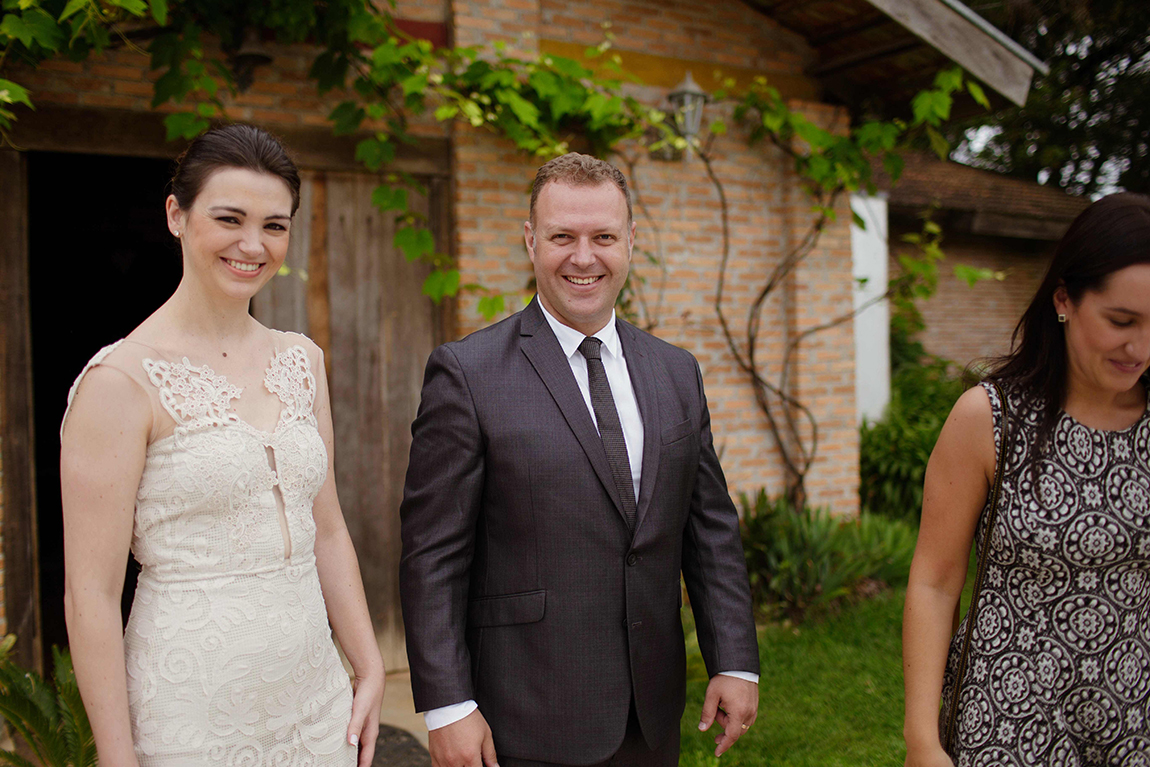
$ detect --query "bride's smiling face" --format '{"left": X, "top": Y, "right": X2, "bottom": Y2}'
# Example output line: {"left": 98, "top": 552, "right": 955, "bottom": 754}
{"left": 166, "top": 167, "right": 294, "bottom": 302}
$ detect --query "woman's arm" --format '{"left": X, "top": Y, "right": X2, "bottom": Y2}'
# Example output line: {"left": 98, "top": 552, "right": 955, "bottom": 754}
{"left": 308, "top": 346, "right": 385, "bottom": 767}
{"left": 60, "top": 365, "right": 152, "bottom": 766}
{"left": 903, "top": 385, "right": 996, "bottom": 766}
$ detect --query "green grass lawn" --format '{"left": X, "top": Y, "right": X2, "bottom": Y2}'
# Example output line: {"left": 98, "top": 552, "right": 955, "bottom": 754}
{"left": 677, "top": 589, "right": 908, "bottom": 767}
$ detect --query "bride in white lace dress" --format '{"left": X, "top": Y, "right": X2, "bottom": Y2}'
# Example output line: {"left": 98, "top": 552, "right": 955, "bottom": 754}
{"left": 60, "top": 125, "right": 385, "bottom": 766}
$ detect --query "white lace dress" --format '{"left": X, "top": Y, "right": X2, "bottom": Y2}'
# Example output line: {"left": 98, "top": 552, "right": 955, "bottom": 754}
{"left": 63, "top": 339, "right": 356, "bottom": 766}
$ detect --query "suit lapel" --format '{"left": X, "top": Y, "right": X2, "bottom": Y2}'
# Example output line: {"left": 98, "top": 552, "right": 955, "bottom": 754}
{"left": 519, "top": 300, "right": 627, "bottom": 520}
{"left": 619, "top": 320, "right": 662, "bottom": 534}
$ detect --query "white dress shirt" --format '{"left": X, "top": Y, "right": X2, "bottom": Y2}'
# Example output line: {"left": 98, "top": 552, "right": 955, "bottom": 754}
{"left": 422, "top": 302, "right": 756, "bottom": 730}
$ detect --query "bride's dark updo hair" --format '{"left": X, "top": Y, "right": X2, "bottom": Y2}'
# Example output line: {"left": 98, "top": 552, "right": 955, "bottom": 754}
{"left": 170, "top": 124, "right": 301, "bottom": 215}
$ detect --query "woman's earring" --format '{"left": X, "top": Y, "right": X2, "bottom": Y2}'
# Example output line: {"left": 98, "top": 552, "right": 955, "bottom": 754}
{"left": 1057, "top": 313, "right": 1067, "bottom": 323}
{"left": 174, "top": 230, "right": 181, "bottom": 238}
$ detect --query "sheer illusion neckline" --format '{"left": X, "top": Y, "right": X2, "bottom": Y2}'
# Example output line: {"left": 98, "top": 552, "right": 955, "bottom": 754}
{"left": 139, "top": 342, "right": 313, "bottom": 444}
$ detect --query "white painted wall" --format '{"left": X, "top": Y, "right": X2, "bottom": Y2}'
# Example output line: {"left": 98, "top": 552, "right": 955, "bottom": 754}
{"left": 851, "top": 193, "right": 890, "bottom": 424}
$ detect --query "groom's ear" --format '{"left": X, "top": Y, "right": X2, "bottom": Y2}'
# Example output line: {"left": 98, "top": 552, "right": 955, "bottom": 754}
{"left": 525, "top": 220, "right": 537, "bottom": 263}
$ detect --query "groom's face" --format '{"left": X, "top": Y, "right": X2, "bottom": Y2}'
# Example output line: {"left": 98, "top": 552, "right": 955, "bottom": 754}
{"left": 525, "top": 180, "right": 635, "bottom": 336}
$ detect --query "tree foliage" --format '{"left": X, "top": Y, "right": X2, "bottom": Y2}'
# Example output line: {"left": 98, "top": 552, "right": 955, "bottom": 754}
{"left": 955, "top": 0, "right": 1150, "bottom": 195}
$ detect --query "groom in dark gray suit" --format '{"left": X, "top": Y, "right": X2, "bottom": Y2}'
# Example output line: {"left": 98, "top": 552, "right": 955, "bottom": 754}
{"left": 399, "top": 153, "right": 760, "bottom": 767}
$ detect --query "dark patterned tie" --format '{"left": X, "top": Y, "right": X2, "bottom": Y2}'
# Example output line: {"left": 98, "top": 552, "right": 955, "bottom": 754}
{"left": 578, "top": 336, "right": 637, "bottom": 532}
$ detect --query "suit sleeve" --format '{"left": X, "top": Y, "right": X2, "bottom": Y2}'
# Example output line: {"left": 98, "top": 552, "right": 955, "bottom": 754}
{"left": 680, "top": 359, "right": 761, "bottom": 678}
{"left": 400, "top": 344, "right": 485, "bottom": 711}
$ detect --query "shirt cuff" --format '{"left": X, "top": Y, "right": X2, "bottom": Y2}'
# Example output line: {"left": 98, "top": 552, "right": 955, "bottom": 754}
{"left": 718, "top": 671, "right": 760, "bottom": 684}
{"left": 423, "top": 700, "right": 478, "bottom": 730}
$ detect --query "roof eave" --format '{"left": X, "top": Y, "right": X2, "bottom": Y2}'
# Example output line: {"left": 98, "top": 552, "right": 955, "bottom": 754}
{"left": 862, "top": 0, "right": 1044, "bottom": 106}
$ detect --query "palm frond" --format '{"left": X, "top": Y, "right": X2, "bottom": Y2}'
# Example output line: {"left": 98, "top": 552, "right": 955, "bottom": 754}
{"left": 0, "top": 748, "right": 39, "bottom": 767}
{"left": 52, "top": 648, "right": 96, "bottom": 767}
{"left": 0, "top": 637, "right": 90, "bottom": 767}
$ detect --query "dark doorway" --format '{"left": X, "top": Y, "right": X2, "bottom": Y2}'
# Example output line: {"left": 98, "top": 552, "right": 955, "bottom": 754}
{"left": 27, "top": 151, "right": 180, "bottom": 661}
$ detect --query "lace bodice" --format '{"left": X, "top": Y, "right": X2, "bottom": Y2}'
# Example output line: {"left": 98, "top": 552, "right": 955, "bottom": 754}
{"left": 133, "top": 344, "right": 326, "bottom": 576}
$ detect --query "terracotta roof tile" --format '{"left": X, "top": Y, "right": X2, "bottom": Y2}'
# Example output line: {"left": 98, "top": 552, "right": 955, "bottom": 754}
{"left": 874, "top": 152, "right": 1090, "bottom": 222}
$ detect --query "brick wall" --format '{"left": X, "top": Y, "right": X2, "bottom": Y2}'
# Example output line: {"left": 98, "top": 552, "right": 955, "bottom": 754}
{"left": 451, "top": 0, "right": 861, "bottom": 512}
{"left": 17, "top": 41, "right": 356, "bottom": 129}
{"left": 891, "top": 223, "right": 1052, "bottom": 371}
{"left": 13, "top": 0, "right": 448, "bottom": 132}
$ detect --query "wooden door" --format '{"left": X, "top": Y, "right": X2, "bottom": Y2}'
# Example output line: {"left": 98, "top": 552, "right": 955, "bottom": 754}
{"left": 253, "top": 171, "right": 446, "bottom": 671}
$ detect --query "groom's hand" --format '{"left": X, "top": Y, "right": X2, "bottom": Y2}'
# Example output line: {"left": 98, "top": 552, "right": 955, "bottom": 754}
{"left": 698, "top": 675, "right": 759, "bottom": 757}
{"left": 429, "top": 709, "right": 499, "bottom": 767}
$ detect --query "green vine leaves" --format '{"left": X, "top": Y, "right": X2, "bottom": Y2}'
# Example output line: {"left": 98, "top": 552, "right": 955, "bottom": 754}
{"left": 0, "top": 0, "right": 165, "bottom": 139}
{"left": 324, "top": 32, "right": 658, "bottom": 315}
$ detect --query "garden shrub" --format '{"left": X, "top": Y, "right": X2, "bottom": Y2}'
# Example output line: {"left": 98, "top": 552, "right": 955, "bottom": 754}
{"left": 859, "top": 352, "right": 966, "bottom": 521}
{"left": 739, "top": 491, "right": 917, "bottom": 621}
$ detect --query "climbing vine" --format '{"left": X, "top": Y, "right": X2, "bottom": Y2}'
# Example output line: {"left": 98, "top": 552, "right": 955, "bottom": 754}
{"left": 693, "top": 67, "right": 987, "bottom": 507}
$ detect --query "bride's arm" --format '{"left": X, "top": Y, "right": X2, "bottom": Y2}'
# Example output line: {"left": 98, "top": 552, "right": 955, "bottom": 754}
{"left": 60, "top": 364, "right": 151, "bottom": 766}
{"left": 309, "top": 345, "right": 386, "bottom": 767}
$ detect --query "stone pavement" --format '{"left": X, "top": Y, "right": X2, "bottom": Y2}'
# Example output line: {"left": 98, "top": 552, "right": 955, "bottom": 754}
{"left": 372, "top": 724, "right": 430, "bottom": 767}
{"left": 372, "top": 669, "right": 431, "bottom": 765}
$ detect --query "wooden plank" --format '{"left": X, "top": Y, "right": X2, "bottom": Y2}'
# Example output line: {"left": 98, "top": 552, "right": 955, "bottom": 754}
{"left": 0, "top": 150, "right": 43, "bottom": 672}
{"left": 307, "top": 174, "right": 332, "bottom": 380}
{"left": 537, "top": 39, "right": 820, "bottom": 101}
{"left": 862, "top": 0, "right": 1035, "bottom": 106}
{"left": 380, "top": 183, "right": 435, "bottom": 673}
{"left": 325, "top": 172, "right": 440, "bottom": 673}
{"left": 810, "top": 34, "right": 921, "bottom": 76}
{"left": 252, "top": 172, "right": 312, "bottom": 333}
{"left": 972, "top": 211, "right": 1072, "bottom": 241}
{"left": 6, "top": 106, "right": 451, "bottom": 177}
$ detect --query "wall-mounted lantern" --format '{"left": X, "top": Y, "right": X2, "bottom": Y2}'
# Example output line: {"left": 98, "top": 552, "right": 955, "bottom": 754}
{"left": 668, "top": 71, "right": 709, "bottom": 148}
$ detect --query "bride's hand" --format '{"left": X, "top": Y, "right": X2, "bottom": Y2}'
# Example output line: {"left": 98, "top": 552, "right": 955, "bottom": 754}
{"left": 347, "top": 667, "right": 386, "bottom": 767}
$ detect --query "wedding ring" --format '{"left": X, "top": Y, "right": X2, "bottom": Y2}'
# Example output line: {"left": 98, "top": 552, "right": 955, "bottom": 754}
{"left": 741, "top": 724, "right": 749, "bottom": 730}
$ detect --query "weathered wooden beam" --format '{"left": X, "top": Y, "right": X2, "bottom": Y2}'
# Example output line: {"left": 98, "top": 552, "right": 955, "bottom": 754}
{"left": 972, "top": 211, "right": 1073, "bottom": 241}
{"left": 808, "top": 11, "right": 889, "bottom": 48}
{"left": 767, "top": 0, "right": 815, "bottom": 18}
{"left": 862, "top": 0, "right": 1036, "bottom": 106}
{"left": 306, "top": 173, "right": 333, "bottom": 380}
{"left": 0, "top": 150, "right": 43, "bottom": 672}
{"left": 810, "top": 34, "right": 922, "bottom": 76}
{"left": 6, "top": 106, "right": 451, "bottom": 176}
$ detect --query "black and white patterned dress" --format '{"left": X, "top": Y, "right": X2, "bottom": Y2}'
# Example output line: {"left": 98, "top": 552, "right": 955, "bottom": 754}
{"left": 940, "top": 380, "right": 1150, "bottom": 767}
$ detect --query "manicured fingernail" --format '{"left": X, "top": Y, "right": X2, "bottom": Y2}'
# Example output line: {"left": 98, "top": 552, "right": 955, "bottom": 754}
{"left": 349, "top": 733, "right": 359, "bottom": 746}
{"left": 698, "top": 721, "right": 707, "bottom": 730}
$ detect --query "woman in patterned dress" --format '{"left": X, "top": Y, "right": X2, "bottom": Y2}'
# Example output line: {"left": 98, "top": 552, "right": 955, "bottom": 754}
{"left": 903, "top": 193, "right": 1150, "bottom": 767}
{"left": 60, "top": 125, "right": 385, "bottom": 765}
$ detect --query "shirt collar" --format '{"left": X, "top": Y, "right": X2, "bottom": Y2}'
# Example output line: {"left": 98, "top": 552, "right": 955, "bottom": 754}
{"left": 538, "top": 299, "right": 621, "bottom": 361}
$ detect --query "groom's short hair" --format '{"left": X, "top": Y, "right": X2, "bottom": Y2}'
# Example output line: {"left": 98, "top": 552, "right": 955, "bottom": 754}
{"left": 529, "top": 152, "right": 632, "bottom": 225}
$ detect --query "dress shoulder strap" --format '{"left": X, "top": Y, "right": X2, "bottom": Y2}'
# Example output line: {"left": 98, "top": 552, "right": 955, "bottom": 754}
{"left": 60, "top": 340, "right": 127, "bottom": 443}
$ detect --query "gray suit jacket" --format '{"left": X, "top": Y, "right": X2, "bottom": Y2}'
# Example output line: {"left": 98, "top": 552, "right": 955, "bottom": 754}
{"left": 399, "top": 298, "right": 759, "bottom": 763}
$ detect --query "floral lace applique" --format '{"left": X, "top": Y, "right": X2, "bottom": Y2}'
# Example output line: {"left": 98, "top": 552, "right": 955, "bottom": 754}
{"left": 263, "top": 345, "right": 317, "bottom": 430}
{"left": 144, "top": 358, "right": 243, "bottom": 432}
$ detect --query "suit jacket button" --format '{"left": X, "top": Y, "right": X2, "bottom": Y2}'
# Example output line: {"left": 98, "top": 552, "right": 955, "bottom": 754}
{"left": 626, "top": 553, "right": 638, "bottom": 566}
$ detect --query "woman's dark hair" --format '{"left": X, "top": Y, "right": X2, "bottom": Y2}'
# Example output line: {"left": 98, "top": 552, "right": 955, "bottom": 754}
{"left": 170, "top": 124, "right": 301, "bottom": 215}
{"left": 986, "top": 192, "right": 1150, "bottom": 450}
